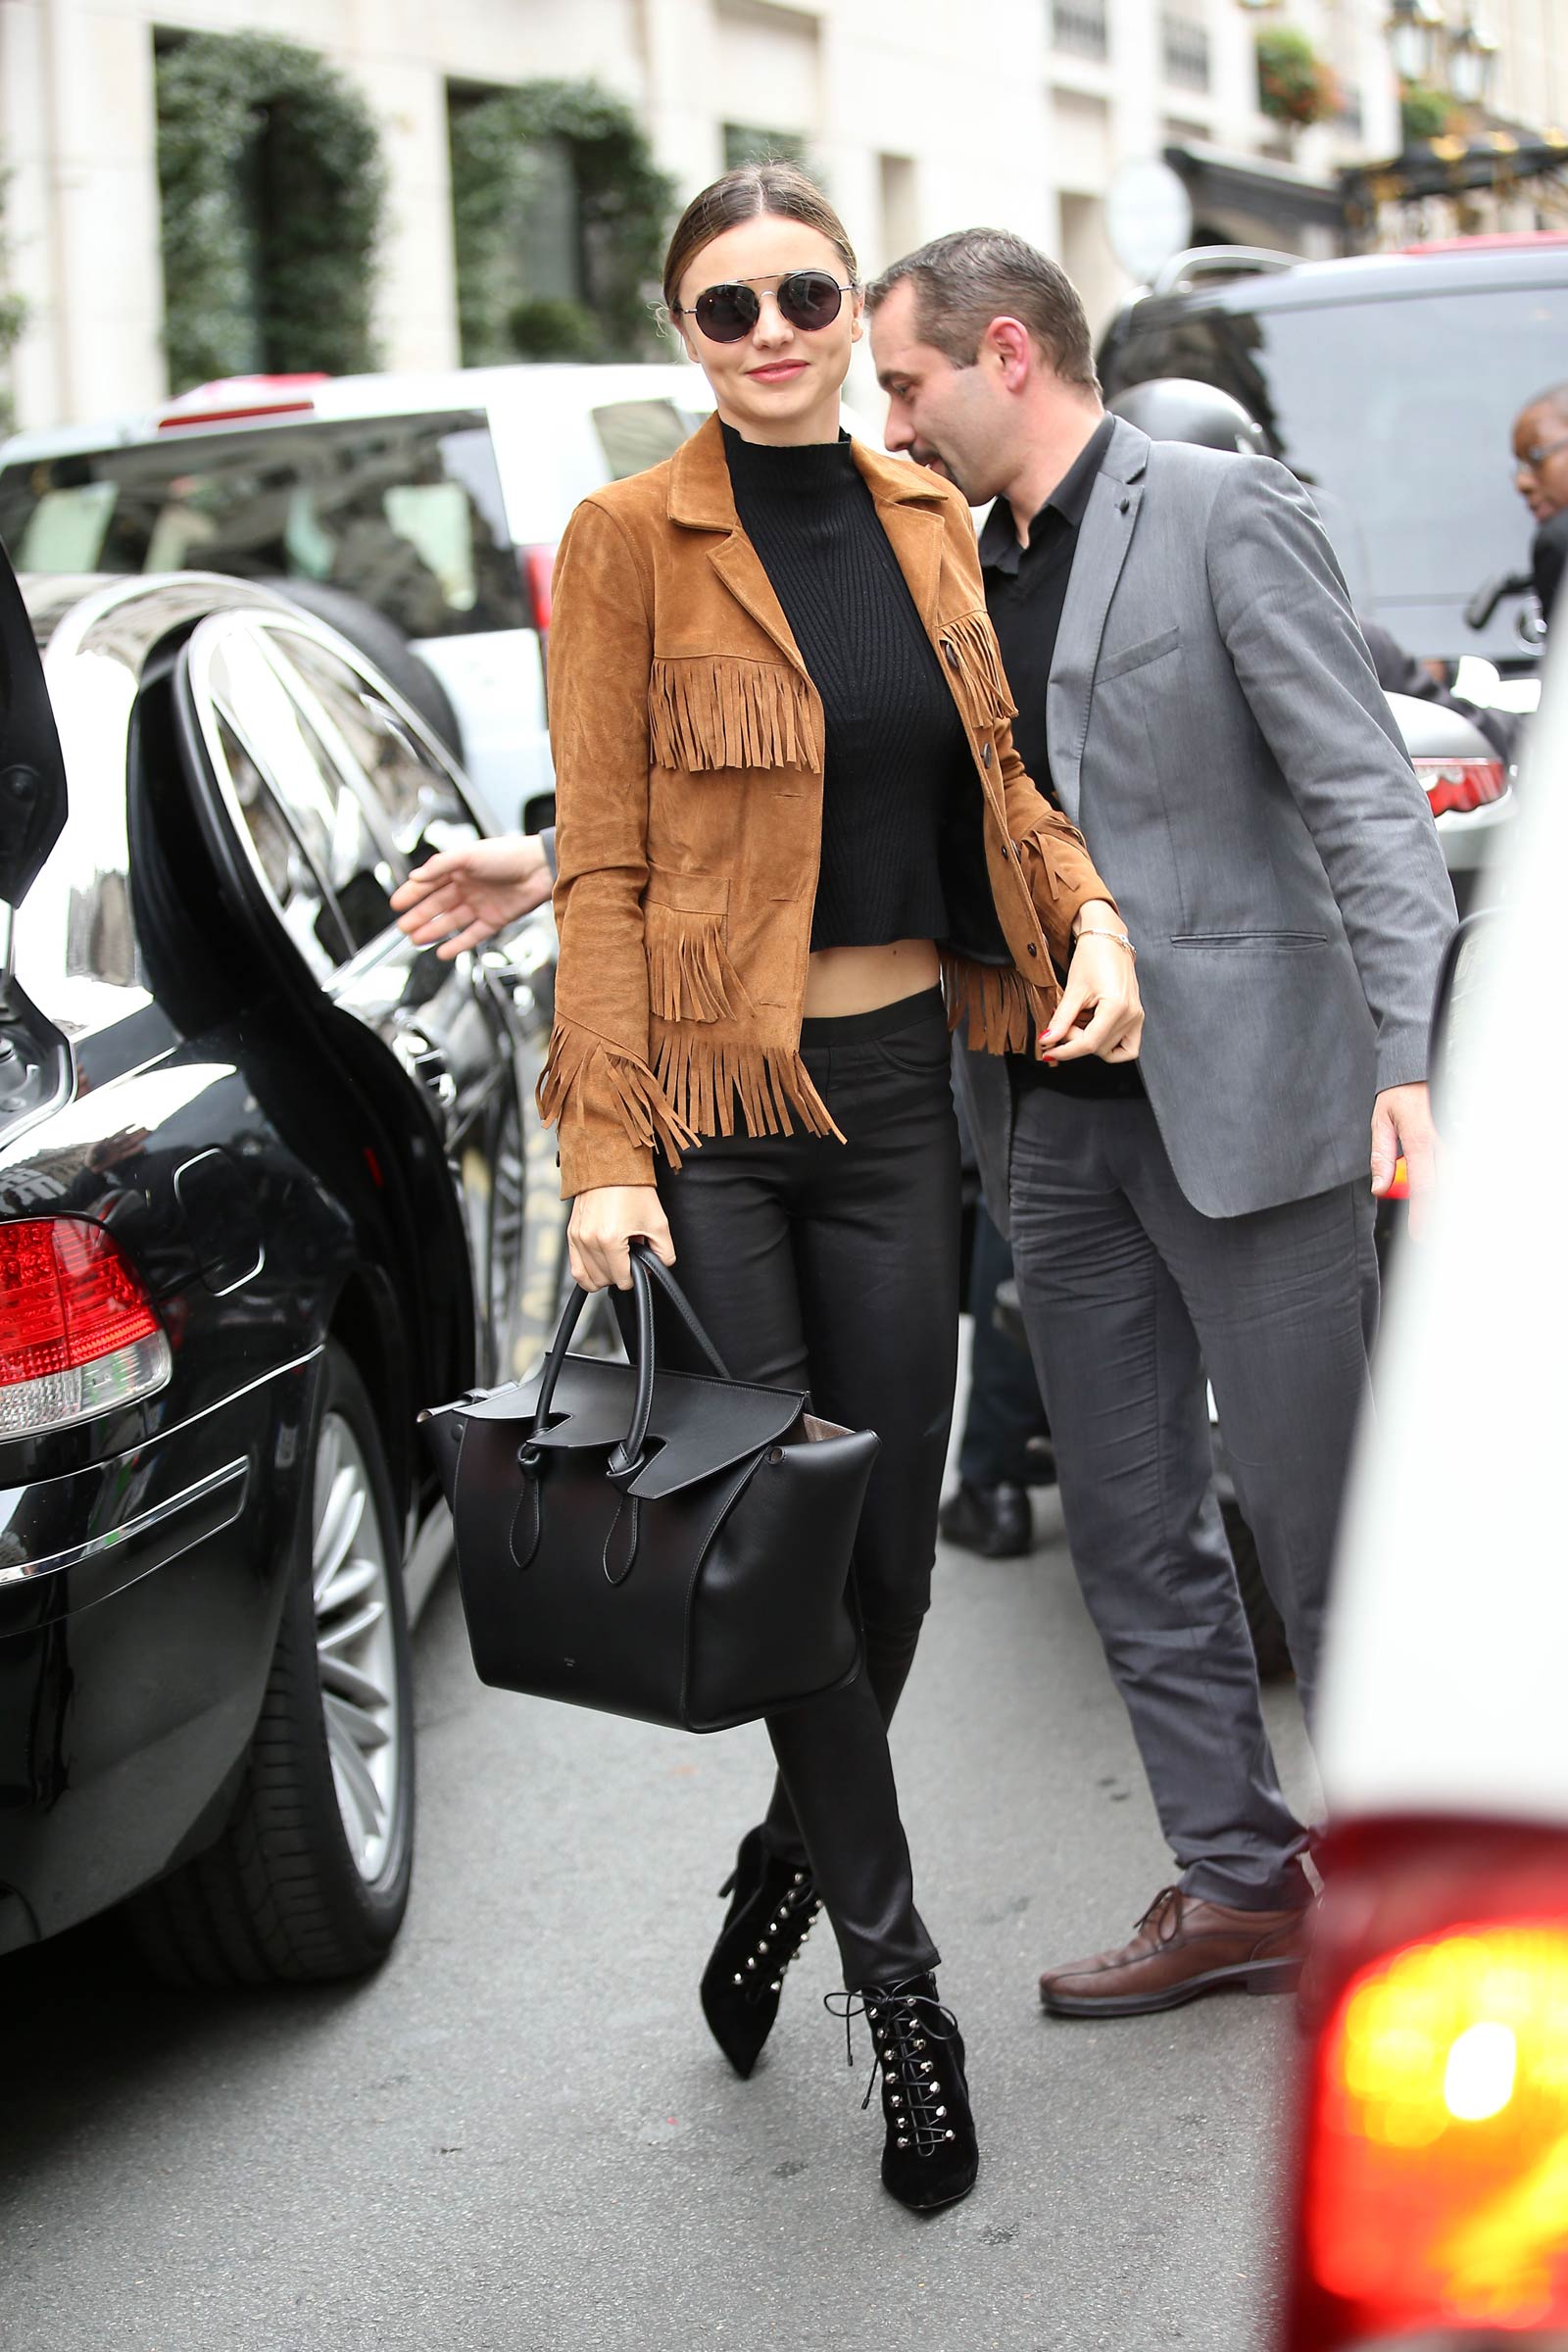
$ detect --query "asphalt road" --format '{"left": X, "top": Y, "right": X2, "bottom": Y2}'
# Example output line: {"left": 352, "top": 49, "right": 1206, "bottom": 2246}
{"left": 2, "top": 1462, "right": 1319, "bottom": 2352}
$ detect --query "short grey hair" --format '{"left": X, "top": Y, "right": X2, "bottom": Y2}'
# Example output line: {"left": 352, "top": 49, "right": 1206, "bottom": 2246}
{"left": 866, "top": 228, "right": 1100, "bottom": 393}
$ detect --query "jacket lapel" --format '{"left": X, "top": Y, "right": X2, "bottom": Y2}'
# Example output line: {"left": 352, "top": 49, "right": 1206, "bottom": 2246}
{"left": 1047, "top": 419, "right": 1150, "bottom": 823}
{"left": 668, "top": 414, "right": 807, "bottom": 672}
{"left": 855, "top": 440, "right": 947, "bottom": 629}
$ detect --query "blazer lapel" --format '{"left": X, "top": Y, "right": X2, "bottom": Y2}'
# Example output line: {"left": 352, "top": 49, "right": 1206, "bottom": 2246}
{"left": 1047, "top": 421, "right": 1149, "bottom": 822}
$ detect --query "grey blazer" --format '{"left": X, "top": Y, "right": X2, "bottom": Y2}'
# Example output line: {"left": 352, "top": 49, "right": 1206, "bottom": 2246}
{"left": 961, "top": 417, "right": 1455, "bottom": 1228}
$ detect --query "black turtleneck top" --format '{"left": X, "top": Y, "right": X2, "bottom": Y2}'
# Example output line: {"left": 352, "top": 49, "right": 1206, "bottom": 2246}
{"left": 721, "top": 422, "right": 973, "bottom": 953}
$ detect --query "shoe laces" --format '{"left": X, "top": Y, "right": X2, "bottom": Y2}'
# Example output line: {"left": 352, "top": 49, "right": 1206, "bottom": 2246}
{"left": 824, "top": 1980, "right": 962, "bottom": 2159}
{"left": 731, "top": 1869, "right": 821, "bottom": 2007}
{"left": 1136, "top": 1886, "right": 1185, "bottom": 1942}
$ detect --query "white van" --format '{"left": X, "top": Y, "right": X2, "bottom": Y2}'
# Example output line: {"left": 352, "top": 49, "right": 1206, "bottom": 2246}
{"left": 0, "top": 364, "right": 723, "bottom": 825}
{"left": 1281, "top": 628, "right": 1568, "bottom": 2348}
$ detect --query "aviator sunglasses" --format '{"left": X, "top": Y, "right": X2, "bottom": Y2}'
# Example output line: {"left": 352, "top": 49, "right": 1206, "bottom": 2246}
{"left": 672, "top": 270, "right": 858, "bottom": 345}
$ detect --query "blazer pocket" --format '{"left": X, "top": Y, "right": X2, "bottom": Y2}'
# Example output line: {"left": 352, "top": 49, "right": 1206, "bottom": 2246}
{"left": 643, "top": 871, "right": 752, "bottom": 1022}
{"left": 649, "top": 655, "right": 821, "bottom": 773}
{"left": 1169, "top": 929, "right": 1328, "bottom": 950}
{"left": 1097, "top": 625, "right": 1181, "bottom": 685}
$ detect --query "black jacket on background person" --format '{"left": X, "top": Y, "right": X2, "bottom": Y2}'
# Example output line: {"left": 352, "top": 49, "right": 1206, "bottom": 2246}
{"left": 1357, "top": 616, "right": 1519, "bottom": 764}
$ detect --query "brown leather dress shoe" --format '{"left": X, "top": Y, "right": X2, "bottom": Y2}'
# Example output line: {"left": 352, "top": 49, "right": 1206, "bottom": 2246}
{"left": 1038, "top": 1885, "right": 1310, "bottom": 2017}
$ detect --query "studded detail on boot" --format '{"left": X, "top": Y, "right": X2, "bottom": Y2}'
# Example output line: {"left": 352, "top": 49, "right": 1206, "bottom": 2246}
{"left": 700, "top": 1826, "right": 822, "bottom": 2079}
{"left": 835, "top": 1972, "right": 979, "bottom": 2212}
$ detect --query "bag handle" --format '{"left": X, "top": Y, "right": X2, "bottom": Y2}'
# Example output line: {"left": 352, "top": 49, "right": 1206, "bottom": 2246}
{"left": 526, "top": 1240, "right": 732, "bottom": 1488}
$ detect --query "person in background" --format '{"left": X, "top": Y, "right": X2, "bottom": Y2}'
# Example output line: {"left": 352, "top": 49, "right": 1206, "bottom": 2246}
{"left": 868, "top": 231, "right": 1454, "bottom": 2022}
{"left": 1513, "top": 381, "right": 1568, "bottom": 628}
{"left": 392, "top": 166, "right": 1140, "bottom": 2213}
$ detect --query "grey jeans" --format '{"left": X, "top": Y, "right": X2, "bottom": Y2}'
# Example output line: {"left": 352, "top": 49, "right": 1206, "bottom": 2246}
{"left": 1006, "top": 1083, "right": 1379, "bottom": 1910}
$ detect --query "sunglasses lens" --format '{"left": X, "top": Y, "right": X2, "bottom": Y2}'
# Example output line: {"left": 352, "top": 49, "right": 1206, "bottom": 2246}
{"left": 693, "top": 284, "right": 759, "bottom": 343}
{"left": 778, "top": 272, "right": 845, "bottom": 331}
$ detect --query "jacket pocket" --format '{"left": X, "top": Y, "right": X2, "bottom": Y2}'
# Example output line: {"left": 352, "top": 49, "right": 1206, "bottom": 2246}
{"left": 1097, "top": 625, "right": 1181, "bottom": 684}
{"left": 643, "top": 872, "right": 752, "bottom": 1022}
{"left": 1169, "top": 929, "right": 1328, "bottom": 950}
{"left": 938, "top": 612, "right": 1018, "bottom": 729}
{"left": 649, "top": 655, "right": 821, "bottom": 773}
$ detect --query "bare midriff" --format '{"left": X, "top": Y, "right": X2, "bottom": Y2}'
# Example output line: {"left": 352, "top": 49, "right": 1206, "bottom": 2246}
{"left": 802, "top": 938, "right": 942, "bottom": 1018}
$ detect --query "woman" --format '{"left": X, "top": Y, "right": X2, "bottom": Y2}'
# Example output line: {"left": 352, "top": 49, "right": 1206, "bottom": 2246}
{"left": 392, "top": 164, "right": 1142, "bottom": 2212}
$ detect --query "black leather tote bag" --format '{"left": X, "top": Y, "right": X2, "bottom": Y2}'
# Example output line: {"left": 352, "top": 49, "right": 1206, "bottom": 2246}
{"left": 421, "top": 1245, "right": 877, "bottom": 1733}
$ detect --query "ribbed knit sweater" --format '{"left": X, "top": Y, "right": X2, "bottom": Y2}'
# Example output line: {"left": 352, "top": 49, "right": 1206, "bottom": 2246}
{"left": 722, "top": 422, "right": 972, "bottom": 953}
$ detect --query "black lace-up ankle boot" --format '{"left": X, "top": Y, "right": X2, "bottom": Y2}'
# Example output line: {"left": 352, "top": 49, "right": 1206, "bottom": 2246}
{"left": 700, "top": 1826, "right": 822, "bottom": 2078}
{"left": 858, "top": 1973, "right": 979, "bottom": 2211}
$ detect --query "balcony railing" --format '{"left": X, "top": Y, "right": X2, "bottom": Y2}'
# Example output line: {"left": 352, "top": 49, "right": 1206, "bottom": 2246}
{"left": 1052, "top": 0, "right": 1109, "bottom": 63}
{"left": 1160, "top": 13, "right": 1211, "bottom": 90}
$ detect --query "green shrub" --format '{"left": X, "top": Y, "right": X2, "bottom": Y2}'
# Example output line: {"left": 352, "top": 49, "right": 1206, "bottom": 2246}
{"left": 156, "top": 32, "right": 387, "bottom": 393}
{"left": 1256, "top": 27, "right": 1340, "bottom": 131}
{"left": 450, "top": 81, "right": 676, "bottom": 365}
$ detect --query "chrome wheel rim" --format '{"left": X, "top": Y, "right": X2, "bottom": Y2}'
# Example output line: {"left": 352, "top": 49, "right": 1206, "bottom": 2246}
{"left": 313, "top": 1411, "right": 402, "bottom": 1884}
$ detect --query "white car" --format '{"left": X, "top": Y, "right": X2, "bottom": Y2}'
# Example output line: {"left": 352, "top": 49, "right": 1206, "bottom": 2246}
{"left": 1282, "top": 630, "right": 1568, "bottom": 2346}
{"left": 0, "top": 364, "right": 722, "bottom": 826}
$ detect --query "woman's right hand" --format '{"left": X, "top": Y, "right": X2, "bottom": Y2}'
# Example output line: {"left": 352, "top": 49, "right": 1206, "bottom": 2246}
{"left": 389, "top": 834, "right": 552, "bottom": 958}
{"left": 567, "top": 1188, "right": 676, "bottom": 1293}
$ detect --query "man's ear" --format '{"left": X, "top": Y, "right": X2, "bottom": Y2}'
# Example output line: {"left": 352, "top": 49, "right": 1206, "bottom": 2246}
{"left": 981, "top": 316, "right": 1033, "bottom": 389}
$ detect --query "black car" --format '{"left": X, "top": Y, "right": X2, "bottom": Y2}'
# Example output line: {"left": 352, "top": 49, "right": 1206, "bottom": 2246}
{"left": 0, "top": 555, "right": 563, "bottom": 1983}
{"left": 1099, "top": 237, "right": 1568, "bottom": 671}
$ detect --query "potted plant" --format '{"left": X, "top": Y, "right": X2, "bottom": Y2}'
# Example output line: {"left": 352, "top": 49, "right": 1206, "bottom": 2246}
{"left": 1256, "top": 27, "right": 1342, "bottom": 134}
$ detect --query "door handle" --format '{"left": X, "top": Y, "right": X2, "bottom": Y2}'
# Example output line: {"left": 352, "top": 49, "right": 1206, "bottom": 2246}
{"left": 390, "top": 1023, "right": 458, "bottom": 1110}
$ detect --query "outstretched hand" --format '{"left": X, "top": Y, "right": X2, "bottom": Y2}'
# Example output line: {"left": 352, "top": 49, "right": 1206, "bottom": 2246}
{"left": 390, "top": 834, "right": 553, "bottom": 959}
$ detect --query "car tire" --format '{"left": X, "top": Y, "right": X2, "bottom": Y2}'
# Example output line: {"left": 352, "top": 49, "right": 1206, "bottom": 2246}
{"left": 262, "top": 578, "right": 466, "bottom": 765}
{"left": 1220, "top": 1494, "right": 1295, "bottom": 1684}
{"left": 127, "top": 1343, "right": 416, "bottom": 1985}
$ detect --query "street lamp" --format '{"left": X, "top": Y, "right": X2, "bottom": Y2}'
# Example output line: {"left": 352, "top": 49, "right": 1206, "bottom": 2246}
{"left": 1447, "top": 19, "right": 1499, "bottom": 107}
{"left": 1387, "top": 0, "right": 1446, "bottom": 84}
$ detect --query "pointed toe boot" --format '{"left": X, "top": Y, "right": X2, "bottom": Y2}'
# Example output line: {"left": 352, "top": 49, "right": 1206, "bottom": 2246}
{"left": 700, "top": 1826, "right": 822, "bottom": 2078}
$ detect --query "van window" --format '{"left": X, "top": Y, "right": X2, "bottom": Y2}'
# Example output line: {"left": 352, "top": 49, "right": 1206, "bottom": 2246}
{"left": 0, "top": 412, "right": 529, "bottom": 642}
{"left": 590, "top": 399, "right": 708, "bottom": 481}
{"left": 1109, "top": 283, "right": 1567, "bottom": 612}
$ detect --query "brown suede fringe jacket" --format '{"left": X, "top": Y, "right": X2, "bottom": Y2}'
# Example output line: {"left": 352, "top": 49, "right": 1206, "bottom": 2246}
{"left": 539, "top": 411, "right": 1116, "bottom": 1198}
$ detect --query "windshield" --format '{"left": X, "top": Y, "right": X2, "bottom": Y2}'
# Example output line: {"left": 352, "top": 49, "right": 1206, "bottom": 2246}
{"left": 0, "top": 411, "right": 529, "bottom": 640}
{"left": 1108, "top": 281, "right": 1566, "bottom": 619}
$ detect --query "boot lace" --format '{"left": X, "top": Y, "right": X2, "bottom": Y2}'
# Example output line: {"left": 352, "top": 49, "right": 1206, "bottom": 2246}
{"left": 1135, "top": 1886, "right": 1185, "bottom": 1942}
{"left": 730, "top": 1869, "right": 821, "bottom": 2007}
{"left": 825, "top": 1981, "right": 962, "bottom": 2159}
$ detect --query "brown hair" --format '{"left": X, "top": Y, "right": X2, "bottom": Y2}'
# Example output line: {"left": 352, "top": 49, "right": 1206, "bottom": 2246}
{"left": 866, "top": 228, "right": 1099, "bottom": 394}
{"left": 662, "top": 163, "right": 859, "bottom": 315}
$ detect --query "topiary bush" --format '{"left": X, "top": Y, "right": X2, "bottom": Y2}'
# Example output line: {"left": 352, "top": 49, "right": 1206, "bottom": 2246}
{"left": 156, "top": 32, "right": 387, "bottom": 393}
{"left": 450, "top": 80, "right": 676, "bottom": 365}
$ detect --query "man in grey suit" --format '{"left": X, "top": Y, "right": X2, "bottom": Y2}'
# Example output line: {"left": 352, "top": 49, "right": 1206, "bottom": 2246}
{"left": 867, "top": 232, "right": 1454, "bottom": 2016}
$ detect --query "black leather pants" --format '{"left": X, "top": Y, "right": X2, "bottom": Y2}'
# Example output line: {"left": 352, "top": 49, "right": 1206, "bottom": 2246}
{"left": 652, "top": 987, "right": 960, "bottom": 1989}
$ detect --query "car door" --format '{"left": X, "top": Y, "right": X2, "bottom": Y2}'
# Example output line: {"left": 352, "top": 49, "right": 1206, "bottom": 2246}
{"left": 173, "top": 606, "right": 537, "bottom": 1389}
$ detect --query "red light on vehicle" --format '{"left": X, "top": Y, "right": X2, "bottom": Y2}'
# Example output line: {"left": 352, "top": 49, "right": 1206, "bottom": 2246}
{"left": 0, "top": 1217, "right": 171, "bottom": 1433}
{"left": 155, "top": 373, "right": 328, "bottom": 430}
{"left": 520, "top": 544, "right": 556, "bottom": 637}
{"left": 1412, "top": 756, "right": 1507, "bottom": 819}
{"left": 1287, "top": 1819, "right": 1568, "bottom": 2352}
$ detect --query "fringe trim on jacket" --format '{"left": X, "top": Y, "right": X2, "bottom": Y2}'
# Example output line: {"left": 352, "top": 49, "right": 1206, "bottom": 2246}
{"left": 648, "top": 656, "right": 822, "bottom": 772}
{"left": 643, "top": 902, "right": 750, "bottom": 1024}
{"left": 938, "top": 612, "right": 1019, "bottom": 730}
{"left": 654, "top": 1033, "right": 847, "bottom": 1146}
{"left": 941, "top": 953, "right": 1058, "bottom": 1057}
{"left": 535, "top": 1020, "right": 695, "bottom": 1168}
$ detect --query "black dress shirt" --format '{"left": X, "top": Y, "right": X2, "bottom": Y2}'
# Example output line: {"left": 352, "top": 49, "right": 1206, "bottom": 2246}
{"left": 980, "top": 416, "right": 1145, "bottom": 1101}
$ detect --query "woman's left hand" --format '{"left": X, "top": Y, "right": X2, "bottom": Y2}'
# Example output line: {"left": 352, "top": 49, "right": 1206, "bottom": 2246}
{"left": 1039, "top": 911, "right": 1144, "bottom": 1064}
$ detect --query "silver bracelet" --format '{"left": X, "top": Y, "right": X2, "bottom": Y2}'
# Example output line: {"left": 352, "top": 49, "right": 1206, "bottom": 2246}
{"left": 1074, "top": 926, "right": 1137, "bottom": 957}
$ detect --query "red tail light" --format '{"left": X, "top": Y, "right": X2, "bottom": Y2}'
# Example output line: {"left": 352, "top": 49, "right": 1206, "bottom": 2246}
{"left": 520, "top": 544, "right": 556, "bottom": 638}
{"left": 1287, "top": 1817, "right": 1568, "bottom": 2351}
{"left": 1412, "top": 756, "right": 1507, "bottom": 819}
{"left": 0, "top": 1217, "right": 172, "bottom": 1434}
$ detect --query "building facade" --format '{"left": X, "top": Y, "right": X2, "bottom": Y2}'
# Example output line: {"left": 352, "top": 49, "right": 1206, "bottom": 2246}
{"left": 0, "top": 0, "right": 1548, "bottom": 433}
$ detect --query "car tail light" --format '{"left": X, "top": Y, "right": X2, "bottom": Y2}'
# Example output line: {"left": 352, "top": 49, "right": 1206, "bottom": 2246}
{"left": 520, "top": 545, "right": 556, "bottom": 638}
{"left": 0, "top": 1217, "right": 172, "bottom": 1434}
{"left": 155, "top": 372, "right": 328, "bottom": 430}
{"left": 1287, "top": 1816, "right": 1568, "bottom": 2351}
{"left": 1412, "top": 755, "right": 1507, "bottom": 819}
